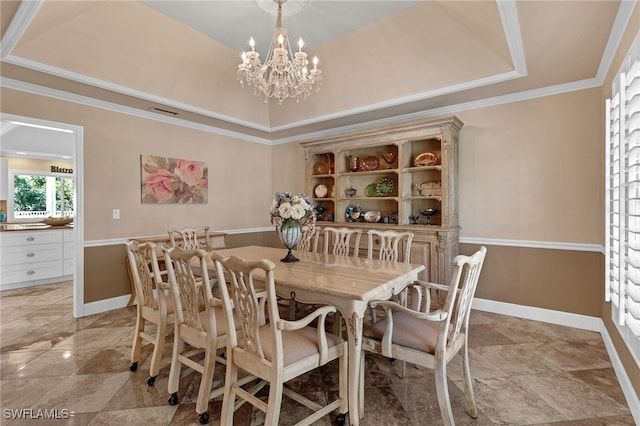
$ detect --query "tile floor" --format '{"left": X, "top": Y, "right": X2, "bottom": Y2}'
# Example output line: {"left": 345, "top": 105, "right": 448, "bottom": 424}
{"left": 0, "top": 281, "right": 635, "bottom": 425}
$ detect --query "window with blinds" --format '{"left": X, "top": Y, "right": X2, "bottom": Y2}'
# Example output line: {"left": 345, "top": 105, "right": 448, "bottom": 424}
{"left": 606, "top": 32, "right": 640, "bottom": 361}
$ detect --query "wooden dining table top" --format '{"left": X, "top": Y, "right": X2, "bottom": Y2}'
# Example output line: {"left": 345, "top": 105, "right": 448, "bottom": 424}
{"left": 209, "top": 245, "right": 425, "bottom": 302}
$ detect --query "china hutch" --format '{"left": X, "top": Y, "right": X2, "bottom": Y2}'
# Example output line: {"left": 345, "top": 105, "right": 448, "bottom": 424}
{"left": 300, "top": 116, "right": 462, "bottom": 284}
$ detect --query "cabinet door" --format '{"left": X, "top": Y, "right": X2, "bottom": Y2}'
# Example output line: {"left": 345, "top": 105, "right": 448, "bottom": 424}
{"left": 410, "top": 233, "right": 439, "bottom": 282}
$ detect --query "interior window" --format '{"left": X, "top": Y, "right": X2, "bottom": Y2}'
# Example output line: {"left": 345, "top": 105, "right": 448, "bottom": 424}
{"left": 8, "top": 170, "right": 74, "bottom": 222}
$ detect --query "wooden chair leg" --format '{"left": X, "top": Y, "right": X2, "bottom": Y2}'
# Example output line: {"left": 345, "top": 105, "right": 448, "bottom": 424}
{"left": 130, "top": 315, "right": 144, "bottom": 366}
{"left": 196, "top": 349, "right": 217, "bottom": 415}
{"left": 167, "top": 335, "right": 184, "bottom": 395}
{"left": 148, "top": 319, "right": 166, "bottom": 379}
{"left": 220, "top": 362, "right": 238, "bottom": 425}
{"left": 264, "top": 380, "right": 284, "bottom": 426}
{"left": 435, "top": 357, "right": 455, "bottom": 426}
{"left": 461, "top": 343, "right": 478, "bottom": 418}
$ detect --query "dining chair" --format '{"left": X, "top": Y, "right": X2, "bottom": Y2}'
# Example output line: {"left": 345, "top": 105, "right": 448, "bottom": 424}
{"left": 163, "top": 246, "right": 229, "bottom": 424}
{"left": 366, "top": 229, "right": 414, "bottom": 323}
{"left": 284, "top": 225, "right": 322, "bottom": 319}
{"left": 366, "top": 229, "right": 414, "bottom": 263}
{"left": 323, "top": 226, "right": 362, "bottom": 257}
{"left": 168, "top": 226, "right": 213, "bottom": 250}
{"left": 296, "top": 224, "right": 321, "bottom": 253}
{"left": 210, "top": 251, "right": 349, "bottom": 426}
{"left": 124, "top": 240, "right": 173, "bottom": 386}
{"left": 360, "top": 246, "right": 487, "bottom": 426}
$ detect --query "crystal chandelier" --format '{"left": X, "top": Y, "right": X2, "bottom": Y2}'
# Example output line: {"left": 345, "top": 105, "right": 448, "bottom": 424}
{"left": 237, "top": 0, "right": 322, "bottom": 105}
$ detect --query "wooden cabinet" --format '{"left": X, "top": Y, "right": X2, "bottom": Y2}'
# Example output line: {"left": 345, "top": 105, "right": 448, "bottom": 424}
{"left": 0, "top": 229, "right": 73, "bottom": 289}
{"left": 300, "top": 116, "right": 462, "bottom": 284}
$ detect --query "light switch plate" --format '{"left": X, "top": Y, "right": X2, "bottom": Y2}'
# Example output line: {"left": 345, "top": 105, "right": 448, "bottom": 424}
{"left": 113, "top": 209, "right": 120, "bottom": 219}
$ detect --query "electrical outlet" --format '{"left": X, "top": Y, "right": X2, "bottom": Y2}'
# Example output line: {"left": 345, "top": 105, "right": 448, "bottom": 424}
{"left": 113, "top": 209, "right": 120, "bottom": 220}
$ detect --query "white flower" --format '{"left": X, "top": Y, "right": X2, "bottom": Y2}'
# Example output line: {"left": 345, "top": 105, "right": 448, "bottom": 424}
{"left": 278, "top": 202, "right": 293, "bottom": 219}
{"left": 291, "top": 204, "right": 306, "bottom": 220}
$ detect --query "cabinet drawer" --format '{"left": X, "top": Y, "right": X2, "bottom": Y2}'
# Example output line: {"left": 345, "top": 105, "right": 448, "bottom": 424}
{"left": 1, "top": 261, "right": 63, "bottom": 284}
{"left": 1, "top": 243, "right": 62, "bottom": 266}
{"left": 0, "top": 231, "right": 62, "bottom": 246}
{"left": 63, "top": 242, "right": 74, "bottom": 259}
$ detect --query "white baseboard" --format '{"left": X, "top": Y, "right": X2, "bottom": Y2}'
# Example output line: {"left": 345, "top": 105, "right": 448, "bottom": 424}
{"left": 472, "top": 298, "right": 640, "bottom": 424}
{"left": 81, "top": 294, "right": 131, "bottom": 317}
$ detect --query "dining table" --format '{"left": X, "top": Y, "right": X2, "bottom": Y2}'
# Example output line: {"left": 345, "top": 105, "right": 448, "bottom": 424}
{"left": 209, "top": 245, "right": 425, "bottom": 425}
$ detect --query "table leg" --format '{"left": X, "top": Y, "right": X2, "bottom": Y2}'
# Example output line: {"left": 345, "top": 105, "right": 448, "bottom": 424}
{"left": 345, "top": 309, "right": 363, "bottom": 426}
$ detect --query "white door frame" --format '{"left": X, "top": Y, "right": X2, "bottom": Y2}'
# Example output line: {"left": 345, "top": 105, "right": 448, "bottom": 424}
{"left": 1, "top": 113, "right": 85, "bottom": 317}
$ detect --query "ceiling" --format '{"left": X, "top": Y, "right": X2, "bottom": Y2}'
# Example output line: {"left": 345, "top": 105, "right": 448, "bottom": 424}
{"left": 0, "top": 0, "right": 637, "bottom": 152}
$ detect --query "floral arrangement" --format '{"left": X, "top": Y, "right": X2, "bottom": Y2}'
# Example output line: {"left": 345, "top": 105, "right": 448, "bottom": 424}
{"left": 270, "top": 192, "right": 316, "bottom": 232}
{"left": 141, "top": 155, "right": 208, "bottom": 204}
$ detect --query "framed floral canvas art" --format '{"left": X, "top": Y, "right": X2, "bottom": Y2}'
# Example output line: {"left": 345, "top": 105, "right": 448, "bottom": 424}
{"left": 141, "top": 155, "right": 208, "bottom": 204}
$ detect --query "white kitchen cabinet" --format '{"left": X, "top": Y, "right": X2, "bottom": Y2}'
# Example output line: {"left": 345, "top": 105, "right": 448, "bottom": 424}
{"left": 0, "top": 229, "right": 72, "bottom": 290}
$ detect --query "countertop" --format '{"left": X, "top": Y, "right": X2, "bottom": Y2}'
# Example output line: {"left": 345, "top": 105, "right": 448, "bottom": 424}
{"left": 0, "top": 223, "right": 73, "bottom": 232}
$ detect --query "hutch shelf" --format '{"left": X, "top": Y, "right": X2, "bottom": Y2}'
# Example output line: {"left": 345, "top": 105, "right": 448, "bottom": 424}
{"left": 300, "top": 116, "right": 462, "bottom": 284}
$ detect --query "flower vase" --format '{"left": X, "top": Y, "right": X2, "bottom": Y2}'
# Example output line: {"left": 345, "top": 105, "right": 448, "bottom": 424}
{"left": 278, "top": 220, "right": 302, "bottom": 262}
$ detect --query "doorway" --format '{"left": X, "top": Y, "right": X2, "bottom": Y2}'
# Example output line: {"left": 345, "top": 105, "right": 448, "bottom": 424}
{"left": 0, "top": 113, "right": 85, "bottom": 317}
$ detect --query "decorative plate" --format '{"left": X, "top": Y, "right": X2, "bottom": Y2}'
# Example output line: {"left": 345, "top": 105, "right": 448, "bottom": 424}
{"left": 313, "top": 162, "right": 329, "bottom": 175}
{"left": 359, "top": 155, "right": 380, "bottom": 171}
{"left": 365, "top": 183, "right": 378, "bottom": 197}
{"left": 376, "top": 177, "right": 394, "bottom": 197}
{"left": 364, "top": 211, "right": 381, "bottom": 223}
{"left": 345, "top": 205, "right": 363, "bottom": 222}
{"left": 414, "top": 152, "right": 441, "bottom": 167}
{"left": 314, "top": 184, "right": 328, "bottom": 198}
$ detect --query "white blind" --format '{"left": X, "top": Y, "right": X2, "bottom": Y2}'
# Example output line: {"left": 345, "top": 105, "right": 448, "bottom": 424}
{"left": 606, "top": 32, "right": 640, "bottom": 358}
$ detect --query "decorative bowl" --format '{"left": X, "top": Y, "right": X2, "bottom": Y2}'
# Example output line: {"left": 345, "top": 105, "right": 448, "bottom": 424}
{"left": 42, "top": 217, "right": 73, "bottom": 226}
{"left": 365, "top": 183, "right": 378, "bottom": 197}
{"left": 364, "top": 211, "right": 381, "bottom": 223}
{"left": 345, "top": 205, "right": 363, "bottom": 222}
{"left": 359, "top": 155, "right": 380, "bottom": 171}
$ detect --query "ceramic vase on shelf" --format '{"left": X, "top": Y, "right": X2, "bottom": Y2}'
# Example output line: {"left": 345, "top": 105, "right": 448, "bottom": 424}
{"left": 278, "top": 219, "right": 302, "bottom": 262}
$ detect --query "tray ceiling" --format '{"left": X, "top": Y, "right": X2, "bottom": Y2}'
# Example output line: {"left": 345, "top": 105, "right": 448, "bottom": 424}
{"left": 0, "top": 0, "right": 636, "bottom": 144}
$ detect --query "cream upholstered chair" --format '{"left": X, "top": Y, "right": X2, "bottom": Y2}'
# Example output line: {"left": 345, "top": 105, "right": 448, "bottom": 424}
{"left": 360, "top": 246, "right": 487, "bottom": 426}
{"left": 168, "top": 226, "right": 213, "bottom": 250}
{"left": 296, "top": 224, "right": 321, "bottom": 253}
{"left": 125, "top": 240, "right": 173, "bottom": 386}
{"left": 323, "top": 226, "right": 362, "bottom": 257}
{"left": 163, "top": 246, "right": 229, "bottom": 425}
{"left": 211, "top": 252, "right": 349, "bottom": 426}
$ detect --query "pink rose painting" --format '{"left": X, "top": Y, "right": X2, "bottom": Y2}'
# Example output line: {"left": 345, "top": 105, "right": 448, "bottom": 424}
{"left": 141, "top": 155, "right": 208, "bottom": 204}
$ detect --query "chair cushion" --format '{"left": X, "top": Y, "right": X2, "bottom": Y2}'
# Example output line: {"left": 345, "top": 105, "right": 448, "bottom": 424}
{"left": 197, "top": 306, "right": 229, "bottom": 337}
{"left": 154, "top": 293, "right": 175, "bottom": 314}
{"left": 258, "top": 326, "right": 343, "bottom": 366}
{"left": 363, "top": 311, "right": 440, "bottom": 354}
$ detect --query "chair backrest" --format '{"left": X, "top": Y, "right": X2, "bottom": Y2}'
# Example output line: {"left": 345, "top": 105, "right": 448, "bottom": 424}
{"left": 125, "top": 239, "right": 167, "bottom": 312}
{"left": 168, "top": 226, "right": 212, "bottom": 250}
{"left": 439, "top": 246, "right": 487, "bottom": 350}
{"left": 323, "top": 227, "right": 363, "bottom": 257}
{"left": 164, "top": 246, "right": 219, "bottom": 336}
{"left": 367, "top": 230, "right": 414, "bottom": 263}
{"left": 296, "top": 225, "right": 321, "bottom": 252}
{"left": 211, "top": 252, "right": 281, "bottom": 366}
